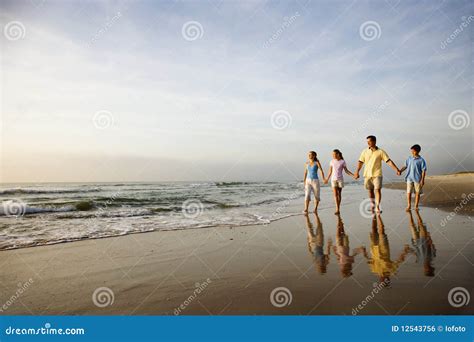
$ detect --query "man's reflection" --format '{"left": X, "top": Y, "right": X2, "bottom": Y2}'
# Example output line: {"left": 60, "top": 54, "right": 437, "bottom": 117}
{"left": 363, "top": 214, "right": 412, "bottom": 285}
{"left": 407, "top": 210, "right": 436, "bottom": 277}
{"left": 332, "top": 215, "right": 365, "bottom": 278}
{"left": 305, "top": 213, "right": 331, "bottom": 274}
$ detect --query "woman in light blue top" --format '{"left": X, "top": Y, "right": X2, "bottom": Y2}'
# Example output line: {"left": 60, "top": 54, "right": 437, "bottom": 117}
{"left": 303, "top": 151, "right": 325, "bottom": 214}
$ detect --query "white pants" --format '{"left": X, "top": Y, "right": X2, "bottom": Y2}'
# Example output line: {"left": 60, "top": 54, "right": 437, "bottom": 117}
{"left": 305, "top": 178, "right": 320, "bottom": 201}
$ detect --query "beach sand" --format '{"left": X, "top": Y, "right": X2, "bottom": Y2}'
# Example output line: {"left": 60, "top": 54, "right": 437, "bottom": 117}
{"left": 385, "top": 172, "right": 474, "bottom": 214}
{"left": 1, "top": 176, "right": 473, "bottom": 315}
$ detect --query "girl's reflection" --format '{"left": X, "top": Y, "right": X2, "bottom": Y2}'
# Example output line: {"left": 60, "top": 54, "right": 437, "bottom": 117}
{"left": 305, "top": 213, "right": 331, "bottom": 274}
{"left": 332, "top": 215, "right": 365, "bottom": 278}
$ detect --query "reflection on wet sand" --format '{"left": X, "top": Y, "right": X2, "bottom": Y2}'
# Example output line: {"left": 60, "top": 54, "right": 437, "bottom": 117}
{"left": 305, "top": 214, "right": 330, "bottom": 274}
{"left": 363, "top": 215, "right": 412, "bottom": 285}
{"left": 304, "top": 212, "right": 438, "bottom": 282}
{"left": 406, "top": 210, "right": 436, "bottom": 277}
{"left": 332, "top": 215, "right": 365, "bottom": 278}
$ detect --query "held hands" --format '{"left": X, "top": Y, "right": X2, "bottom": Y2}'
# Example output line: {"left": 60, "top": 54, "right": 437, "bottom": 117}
{"left": 396, "top": 170, "right": 401, "bottom": 176}
{"left": 353, "top": 172, "right": 360, "bottom": 180}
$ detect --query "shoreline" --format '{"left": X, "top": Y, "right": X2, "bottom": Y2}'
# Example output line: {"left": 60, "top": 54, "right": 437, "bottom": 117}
{"left": 385, "top": 172, "right": 473, "bottom": 214}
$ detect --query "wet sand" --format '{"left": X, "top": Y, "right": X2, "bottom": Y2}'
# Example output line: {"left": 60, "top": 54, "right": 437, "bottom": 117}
{"left": 385, "top": 172, "right": 474, "bottom": 214}
{"left": 1, "top": 184, "right": 472, "bottom": 316}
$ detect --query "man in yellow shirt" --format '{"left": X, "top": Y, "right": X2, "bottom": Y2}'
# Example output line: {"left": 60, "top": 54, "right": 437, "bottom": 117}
{"left": 354, "top": 135, "right": 400, "bottom": 213}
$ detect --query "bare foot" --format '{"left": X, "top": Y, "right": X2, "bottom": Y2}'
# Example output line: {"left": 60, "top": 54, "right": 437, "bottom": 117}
{"left": 313, "top": 208, "right": 318, "bottom": 213}
{"left": 334, "top": 211, "right": 340, "bottom": 215}
{"left": 375, "top": 207, "right": 382, "bottom": 214}
{"left": 405, "top": 207, "right": 411, "bottom": 212}
{"left": 415, "top": 206, "right": 419, "bottom": 211}
{"left": 303, "top": 210, "right": 308, "bottom": 214}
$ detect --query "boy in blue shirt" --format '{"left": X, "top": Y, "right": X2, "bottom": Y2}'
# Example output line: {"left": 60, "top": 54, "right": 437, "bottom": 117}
{"left": 399, "top": 144, "right": 427, "bottom": 211}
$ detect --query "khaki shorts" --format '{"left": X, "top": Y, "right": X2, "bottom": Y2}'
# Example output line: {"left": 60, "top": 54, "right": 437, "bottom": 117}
{"left": 364, "top": 176, "right": 383, "bottom": 190}
{"left": 305, "top": 178, "right": 320, "bottom": 201}
{"left": 331, "top": 179, "right": 344, "bottom": 188}
{"left": 407, "top": 181, "right": 422, "bottom": 193}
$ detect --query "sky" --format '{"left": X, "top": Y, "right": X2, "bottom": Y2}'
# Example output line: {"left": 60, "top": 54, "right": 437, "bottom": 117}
{"left": 1, "top": 0, "right": 472, "bottom": 182}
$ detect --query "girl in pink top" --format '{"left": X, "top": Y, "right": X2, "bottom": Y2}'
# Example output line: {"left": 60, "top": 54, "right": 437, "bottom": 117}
{"left": 324, "top": 149, "right": 354, "bottom": 214}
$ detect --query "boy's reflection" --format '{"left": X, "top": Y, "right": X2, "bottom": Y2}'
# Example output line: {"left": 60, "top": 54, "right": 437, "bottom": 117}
{"left": 332, "top": 215, "right": 365, "bottom": 278}
{"left": 363, "top": 215, "right": 412, "bottom": 285}
{"left": 305, "top": 213, "right": 331, "bottom": 274}
{"left": 407, "top": 210, "right": 436, "bottom": 277}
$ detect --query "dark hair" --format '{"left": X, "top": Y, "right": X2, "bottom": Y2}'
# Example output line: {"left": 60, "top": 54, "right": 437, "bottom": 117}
{"left": 366, "top": 135, "right": 376, "bottom": 142}
{"left": 411, "top": 144, "right": 421, "bottom": 153}
{"left": 333, "top": 149, "right": 344, "bottom": 160}
{"left": 309, "top": 151, "right": 319, "bottom": 162}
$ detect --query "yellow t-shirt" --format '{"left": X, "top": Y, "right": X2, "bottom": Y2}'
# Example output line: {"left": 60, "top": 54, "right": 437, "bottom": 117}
{"left": 359, "top": 147, "right": 390, "bottom": 177}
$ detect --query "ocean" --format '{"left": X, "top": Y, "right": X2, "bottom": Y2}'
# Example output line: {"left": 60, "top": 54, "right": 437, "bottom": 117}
{"left": 0, "top": 181, "right": 358, "bottom": 250}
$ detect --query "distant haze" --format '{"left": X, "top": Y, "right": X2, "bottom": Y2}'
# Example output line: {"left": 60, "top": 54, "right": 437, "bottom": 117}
{"left": 1, "top": 0, "right": 472, "bottom": 183}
